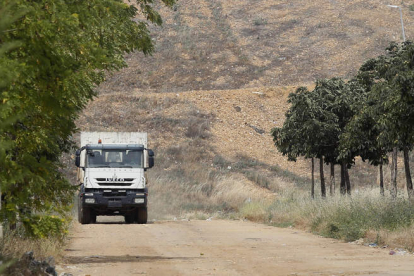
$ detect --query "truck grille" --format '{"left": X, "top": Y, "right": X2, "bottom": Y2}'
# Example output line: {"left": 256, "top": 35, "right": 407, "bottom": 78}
{"left": 98, "top": 183, "right": 133, "bottom": 186}
{"left": 95, "top": 178, "right": 134, "bottom": 182}
{"left": 95, "top": 178, "right": 135, "bottom": 186}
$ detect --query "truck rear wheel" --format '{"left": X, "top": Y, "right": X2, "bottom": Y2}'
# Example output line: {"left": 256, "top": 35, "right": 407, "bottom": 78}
{"left": 135, "top": 207, "right": 147, "bottom": 224}
{"left": 78, "top": 198, "right": 91, "bottom": 224}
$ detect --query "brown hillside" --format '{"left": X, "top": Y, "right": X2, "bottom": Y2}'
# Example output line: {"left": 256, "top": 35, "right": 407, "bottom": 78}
{"left": 99, "top": 0, "right": 414, "bottom": 94}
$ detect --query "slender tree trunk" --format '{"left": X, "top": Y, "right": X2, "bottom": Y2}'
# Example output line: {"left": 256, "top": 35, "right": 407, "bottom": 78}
{"left": 330, "top": 163, "right": 335, "bottom": 196}
{"left": 320, "top": 157, "right": 326, "bottom": 198}
{"left": 345, "top": 165, "right": 351, "bottom": 195}
{"left": 340, "top": 162, "right": 346, "bottom": 195}
{"left": 403, "top": 148, "right": 414, "bottom": 199}
{"left": 391, "top": 147, "right": 398, "bottom": 198}
{"left": 380, "top": 164, "right": 384, "bottom": 196}
{"left": 311, "top": 158, "right": 315, "bottom": 199}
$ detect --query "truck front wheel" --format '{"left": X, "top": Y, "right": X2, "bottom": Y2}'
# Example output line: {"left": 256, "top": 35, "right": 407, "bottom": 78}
{"left": 91, "top": 211, "right": 97, "bottom": 224}
{"left": 124, "top": 213, "right": 135, "bottom": 224}
{"left": 135, "top": 207, "right": 148, "bottom": 224}
{"left": 78, "top": 198, "right": 92, "bottom": 224}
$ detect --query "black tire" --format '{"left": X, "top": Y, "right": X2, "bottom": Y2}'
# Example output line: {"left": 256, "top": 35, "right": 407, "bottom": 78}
{"left": 78, "top": 198, "right": 91, "bottom": 224}
{"left": 124, "top": 213, "right": 135, "bottom": 224}
{"left": 135, "top": 207, "right": 148, "bottom": 224}
{"left": 77, "top": 197, "right": 82, "bottom": 223}
{"left": 91, "top": 211, "right": 97, "bottom": 224}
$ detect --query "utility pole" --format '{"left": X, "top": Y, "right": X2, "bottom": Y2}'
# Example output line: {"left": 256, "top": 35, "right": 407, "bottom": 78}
{"left": 387, "top": 5, "right": 406, "bottom": 41}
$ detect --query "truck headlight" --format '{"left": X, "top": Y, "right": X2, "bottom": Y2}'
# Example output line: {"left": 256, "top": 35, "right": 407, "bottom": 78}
{"left": 134, "top": 198, "right": 145, "bottom": 204}
{"left": 85, "top": 198, "right": 95, "bottom": 204}
{"left": 85, "top": 193, "right": 94, "bottom": 196}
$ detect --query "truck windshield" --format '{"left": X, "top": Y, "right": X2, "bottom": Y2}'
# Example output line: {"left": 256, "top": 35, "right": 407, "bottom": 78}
{"left": 86, "top": 150, "right": 143, "bottom": 168}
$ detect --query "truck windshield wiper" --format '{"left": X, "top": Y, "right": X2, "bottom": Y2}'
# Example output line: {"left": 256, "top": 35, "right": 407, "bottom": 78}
{"left": 96, "top": 165, "right": 111, "bottom": 168}
{"left": 118, "top": 165, "right": 133, "bottom": 168}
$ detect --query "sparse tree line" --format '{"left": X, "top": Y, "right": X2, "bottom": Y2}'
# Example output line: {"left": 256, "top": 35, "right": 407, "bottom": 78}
{"left": 0, "top": 0, "right": 174, "bottom": 237}
{"left": 272, "top": 42, "right": 414, "bottom": 199}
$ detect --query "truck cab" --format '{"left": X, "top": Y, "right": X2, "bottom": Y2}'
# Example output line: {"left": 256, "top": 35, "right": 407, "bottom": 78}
{"left": 75, "top": 132, "right": 154, "bottom": 224}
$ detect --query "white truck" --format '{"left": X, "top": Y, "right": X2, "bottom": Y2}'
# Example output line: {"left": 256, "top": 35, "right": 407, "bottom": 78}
{"left": 75, "top": 132, "right": 154, "bottom": 224}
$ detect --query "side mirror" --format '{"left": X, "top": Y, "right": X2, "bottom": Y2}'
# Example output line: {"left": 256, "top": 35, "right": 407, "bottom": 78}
{"left": 75, "top": 150, "right": 81, "bottom": 167}
{"left": 148, "top": 149, "right": 154, "bottom": 168}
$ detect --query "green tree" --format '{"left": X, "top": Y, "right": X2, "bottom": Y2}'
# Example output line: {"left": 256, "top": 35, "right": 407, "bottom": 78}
{"left": 272, "top": 87, "right": 317, "bottom": 197}
{"left": 357, "top": 42, "right": 414, "bottom": 198}
{"left": 0, "top": 0, "right": 174, "bottom": 237}
{"left": 339, "top": 76, "right": 389, "bottom": 196}
{"left": 272, "top": 85, "right": 337, "bottom": 198}
{"left": 311, "top": 78, "right": 366, "bottom": 196}
{"left": 273, "top": 78, "right": 364, "bottom": 197}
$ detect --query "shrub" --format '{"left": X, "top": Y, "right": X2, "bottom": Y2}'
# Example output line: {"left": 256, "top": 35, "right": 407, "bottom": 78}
{"left": 241, "top": 202, "right": 268, "bottom": 222}
{"left": 243, "top": 171, "right": 270, "bottom": 189}
{"left": 253, "top": 17, "right": 268, "bottom": 26}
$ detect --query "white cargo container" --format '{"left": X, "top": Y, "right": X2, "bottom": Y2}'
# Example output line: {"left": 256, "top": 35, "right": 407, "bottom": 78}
{"left": 75, "top": 132, "right": 154, "bottom": 224}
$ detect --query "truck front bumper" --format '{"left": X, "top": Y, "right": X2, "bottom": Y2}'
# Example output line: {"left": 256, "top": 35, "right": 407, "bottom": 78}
{"left": 81, "top": 190, "right": 147, "bottom": 210}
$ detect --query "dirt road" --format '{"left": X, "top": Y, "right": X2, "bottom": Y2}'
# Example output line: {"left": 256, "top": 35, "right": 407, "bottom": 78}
{"left": 58, "top": 218, "right": 414, "bottom": 276}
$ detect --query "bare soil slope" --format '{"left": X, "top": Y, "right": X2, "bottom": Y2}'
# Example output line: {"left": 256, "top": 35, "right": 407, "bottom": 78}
{"left": 80, "top": 87, "right": 298, "bottom": 169}
{"left": 59, "top": 219, "right": 414, "bottom": 276}
{"left": 99, "top": 0, "right": 414, "bottom": 94}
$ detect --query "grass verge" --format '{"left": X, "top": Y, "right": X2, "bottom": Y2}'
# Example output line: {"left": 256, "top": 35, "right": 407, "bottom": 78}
{"left": 241, "top": 188, "right": 414, "bottom": 250}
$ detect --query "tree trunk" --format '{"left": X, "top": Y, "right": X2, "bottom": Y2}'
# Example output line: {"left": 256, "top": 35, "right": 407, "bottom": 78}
{"left": 330, "top": 163, "right": 335, "bottom": 196}
{"left": 311, "top": 158, "right": 315, "bottom": 199}
{"left": 345, "top": 165, "right": 351, "bottom": 195}
{"left": 403, "top": 148, "right": 414, "bottom": 199}
{"left": 340, "top": 162, "right": 346, "bottom": 195}
{"left": 380, "top": 164, "right": 384, "bottom": 196}
{"left": 391, "top": 147, "right": 398, "bottom": 198}
{"left": 320, "top": 157, "right": 326, "bottom": 198}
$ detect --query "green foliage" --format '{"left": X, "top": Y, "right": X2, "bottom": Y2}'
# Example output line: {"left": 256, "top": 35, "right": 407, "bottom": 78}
{"left": 0, "top": 0, "right": 174, "bottom": 237}
{"left": 339, "top": 95, "right": 388, "bottom": 166}
{"left": 272, "top": 86, "right": 319, "bottom": 161}
{"left": 339, "top": 41, "right": 414, "bottom": 174}
{"left": 272, "top": 78, "right": 362, "bottom": 165}
{"left": 365, "top": 42, "right": 414, "bottom": 151}
{"left": 23, "top": 215, "right": 68, "bottom": 239}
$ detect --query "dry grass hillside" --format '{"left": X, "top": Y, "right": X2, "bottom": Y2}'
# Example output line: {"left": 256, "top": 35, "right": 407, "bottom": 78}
{"left": 100, "top": 0, "right": 414, "bottom": 94}
{"left": 71, "top": 0, "right": 414, "bottom": 218}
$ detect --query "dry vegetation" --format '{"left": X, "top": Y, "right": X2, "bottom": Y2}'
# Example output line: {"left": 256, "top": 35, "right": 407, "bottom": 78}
{"left": 242, "top": 188, "right": 414, "bottom": 251}
{"left": 0, "top": 231, "right": 62, "bottom": 260}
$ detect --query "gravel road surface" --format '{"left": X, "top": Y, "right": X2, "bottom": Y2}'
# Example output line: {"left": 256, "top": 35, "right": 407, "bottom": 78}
{"left": 58, "top": 218, "right": 414, "bottom": 275}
